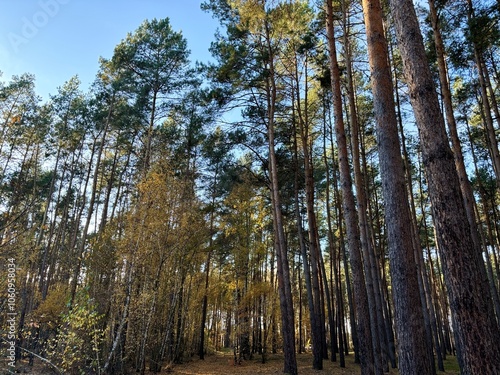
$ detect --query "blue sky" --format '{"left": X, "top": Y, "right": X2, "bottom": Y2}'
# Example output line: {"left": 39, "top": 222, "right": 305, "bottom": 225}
{"left": 0, "top": 0, "right": 220, "bottom": 99}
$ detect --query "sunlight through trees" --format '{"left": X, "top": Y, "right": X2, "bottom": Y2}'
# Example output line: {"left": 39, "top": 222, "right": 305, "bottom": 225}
{"left": 1, "top": 1, "right": 500, "bottom": 374}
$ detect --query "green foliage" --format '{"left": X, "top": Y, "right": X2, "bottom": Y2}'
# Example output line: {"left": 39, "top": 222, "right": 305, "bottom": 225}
{"left": 3, "top": 2, "right": 500, "bottom": 374}
{"left": 465, "top": 4, "right": 500, "bottom": 55}
{"left": 47, "top": 288, "right": 105, "bottom": 374}
{"left": 111, "top": 17, "right": 191, "bottom": 109}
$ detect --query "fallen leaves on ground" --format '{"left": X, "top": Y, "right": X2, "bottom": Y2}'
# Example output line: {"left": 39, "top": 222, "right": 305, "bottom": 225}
{"left": 171, "top": 352, "right": 388, "bottom": 375}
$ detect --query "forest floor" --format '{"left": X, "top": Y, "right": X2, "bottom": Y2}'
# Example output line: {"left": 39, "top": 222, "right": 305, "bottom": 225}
{"left": 7, "top": 351, "right": 461, "bottom": 374}
{"left": 169, "top": 351, "right": 461, "bottom": 375}
{"left": 171, "top": 352, "right": 369, "bottom": 375}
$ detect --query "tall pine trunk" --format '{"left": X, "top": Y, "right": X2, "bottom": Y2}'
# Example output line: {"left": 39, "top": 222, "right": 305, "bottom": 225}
{"left": 389, "top": 0, "right": 500, "bottom": 372}
{"left": 264, "top": 20, "right": 298, "bottom": 375}
{"left": 294, "top": 57, "right": 325, "bottom": 370}
{"left": 361, "top": 0, "right": 435, "bottom": 373}
{"left": 325, "top": 2, "right": 376, "bottom": 373}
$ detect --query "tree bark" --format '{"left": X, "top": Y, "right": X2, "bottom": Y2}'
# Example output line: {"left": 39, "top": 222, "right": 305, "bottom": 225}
{"left": 342, "top": 7, "right": 388, "bottom": 370}
{"left": 294, "top": 54, "right": 325, "bottom": 370}
{"left": 325, "top": 1, "right": 376, "bottom": 373}
{"left": 264, "top": 20, "right": 298, "bottom": 375}
{"left": 361, "top": 1, "right": 435, "bottom": 373}
{"left": 389, "top": 0, "right": 500, "bottom": 372}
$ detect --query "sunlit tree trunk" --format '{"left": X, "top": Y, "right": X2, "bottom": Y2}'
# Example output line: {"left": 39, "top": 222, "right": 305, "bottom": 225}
{"left": 341, "top": 4, "right": 389, "bottom": 370}
{"left": 361, "top": 0, "right": 435, "bottom": 373}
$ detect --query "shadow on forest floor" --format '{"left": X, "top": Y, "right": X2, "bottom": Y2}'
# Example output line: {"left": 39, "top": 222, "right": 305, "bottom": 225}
{"left": 170, "top": 351, "right": 460, "bottom": 375}
{"left": 6, "top": 351, "right": 460, "bottom": 374}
